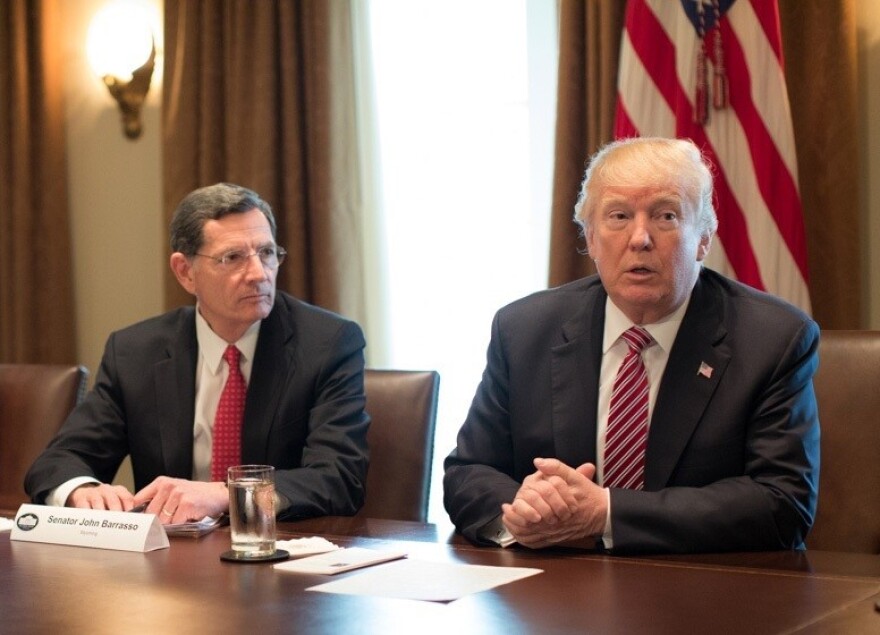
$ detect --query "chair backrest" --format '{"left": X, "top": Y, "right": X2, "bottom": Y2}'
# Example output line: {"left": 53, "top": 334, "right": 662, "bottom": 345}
{"left": 806, "top": 330, "right": 880, "bottom": 553}
{"left": 0, "top": 364, "right": 88, "bottom": 508}
{"left": 357, "top": 369, "right": 440, "bottom": 522}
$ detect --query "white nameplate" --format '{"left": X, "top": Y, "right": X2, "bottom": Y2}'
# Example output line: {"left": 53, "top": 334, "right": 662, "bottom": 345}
{"left": 10, "top": 504, "right": 169, "bottom": 552}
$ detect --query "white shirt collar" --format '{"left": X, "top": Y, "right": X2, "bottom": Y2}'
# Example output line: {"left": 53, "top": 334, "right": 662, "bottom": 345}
{"left": 602, "top": 294, "right": 692, "bottom": 354}
{"left": 194, "top": 309, "right": 261, "bottom": 375}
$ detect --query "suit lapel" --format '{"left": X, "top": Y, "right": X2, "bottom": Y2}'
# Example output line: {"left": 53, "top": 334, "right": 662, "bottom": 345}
{"left": 155, "top": 310, "right": 198, "bottom": 478}
{"left": 551, "top": 281, "right": 606, "bottom": 467}
{"left": 645, "top": 272, "right": 730, "bottom": 489}
{"left": 242, "top": 297, "right": 295, "bottom": 463}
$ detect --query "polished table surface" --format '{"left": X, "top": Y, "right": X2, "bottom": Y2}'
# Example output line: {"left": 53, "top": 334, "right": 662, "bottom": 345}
{"left": 2, "top": 511, "right": 880, "bottom": 634}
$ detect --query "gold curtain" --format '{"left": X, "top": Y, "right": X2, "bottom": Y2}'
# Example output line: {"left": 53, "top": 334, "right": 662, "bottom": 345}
{"left": 0, "top": 0, "right": 76, "bottom": 363}
{"left": 162, "top": 0, "right": 365, "bottom": 319}
{"left": 548, "top": 0, "right": 860, "bottom": 329}
{"left": 778, "top": 0, "right": 860, "bottom": 329}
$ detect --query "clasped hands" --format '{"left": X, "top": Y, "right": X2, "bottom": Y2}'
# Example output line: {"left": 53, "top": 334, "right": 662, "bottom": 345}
{"left": 501, "top": 457, "right": 608, "bottom": 549}
{"left": 66, "top": 477, "right": 229, "bottom": 525}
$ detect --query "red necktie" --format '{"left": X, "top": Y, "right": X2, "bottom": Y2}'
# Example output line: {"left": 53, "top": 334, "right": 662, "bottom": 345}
{"left": 211, "top": 345, "right": 246, "bottom": 482}
{"left": 604, "top": 326, "right": 653, "bottom": 490}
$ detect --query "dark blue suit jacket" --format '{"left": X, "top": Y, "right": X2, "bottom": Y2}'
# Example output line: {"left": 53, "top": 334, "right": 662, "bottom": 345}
{"left": 25, "top": 292, "right": 370, "bottom": 519}
{"left": 444, "top": 268, "right": 820, "bottom": 553}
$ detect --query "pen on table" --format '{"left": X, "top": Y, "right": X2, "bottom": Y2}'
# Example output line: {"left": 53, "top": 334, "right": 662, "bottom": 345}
{"left": 129, "top": 501, "right": 151, "bottom": 513}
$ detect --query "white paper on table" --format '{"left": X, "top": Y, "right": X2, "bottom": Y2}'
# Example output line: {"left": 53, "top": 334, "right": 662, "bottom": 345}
{"left": 274, "top": 546, "right": 406, "bottom": 574}
{"left": 307, "top": 558, "right": 543, "bottom": 602}
{"left": 0, "top": 517, "right": 14, "bottom": 532}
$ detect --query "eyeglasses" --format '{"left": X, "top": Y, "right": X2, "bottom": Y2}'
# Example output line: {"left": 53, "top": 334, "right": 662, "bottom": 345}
{"left": 194, "top": 246, "right": 287, "bottom": 271}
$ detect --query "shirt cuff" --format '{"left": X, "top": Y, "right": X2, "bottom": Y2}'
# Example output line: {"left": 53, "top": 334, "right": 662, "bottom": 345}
{"left": 46, "top": 476, "right": 102, "bottom": 507}
{"left": 600, "top": 487, "right": 614, "bottom": 550}
{"left": 478, "top": 514, "right": 518, "bottom": 547}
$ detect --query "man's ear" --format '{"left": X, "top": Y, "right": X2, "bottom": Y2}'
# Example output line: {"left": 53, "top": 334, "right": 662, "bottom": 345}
{"left": 170, "top": 252, "right": 197, "bottom": 296}
{"left": 696, "top": 234, "right": 713, "bottom": 262}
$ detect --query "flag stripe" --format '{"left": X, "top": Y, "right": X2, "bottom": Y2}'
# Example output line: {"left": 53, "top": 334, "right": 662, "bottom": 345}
{"left": 727, "top": 2, "right": 798, "bottom": 176}
{"left": 718, "top": 17, "right": 808, "bottom": 281}
{"left": 702, "top": 143, "right": 767, "bottom": 287}
{"left": 622, "top": 1, "right": 680, "bottom": 124}
{"left": 616, "top": 32, "right": 675, "bottom": 137}
{"left": 614, "top": 101, "right": 639, "bottom": 139}
{"left": 749, "top": 0, "right": 784, "bottom": 62}
{"left": 614, "top": 0, "right": 810, "bottom": 313}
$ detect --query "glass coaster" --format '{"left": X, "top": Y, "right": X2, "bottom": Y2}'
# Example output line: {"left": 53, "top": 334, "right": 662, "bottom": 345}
{"left": 220, "top": 549, "right": 290, "bottom": 563}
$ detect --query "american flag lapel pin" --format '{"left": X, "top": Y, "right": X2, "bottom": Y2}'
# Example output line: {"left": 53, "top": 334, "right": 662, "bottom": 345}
{"left": 698, "top": 362, "right": 713, "bottom": 379}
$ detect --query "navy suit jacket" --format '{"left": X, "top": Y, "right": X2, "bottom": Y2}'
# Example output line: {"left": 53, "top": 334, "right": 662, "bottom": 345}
{"left": 25, "top": 292, "right": 370, "bottom": 519}
{"left": 443, "top": 268, "right": 820, "bottom": 553}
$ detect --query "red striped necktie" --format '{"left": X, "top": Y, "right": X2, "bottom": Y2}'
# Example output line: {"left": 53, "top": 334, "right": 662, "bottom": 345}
{"left": 211, "top": 345, "right": 246, "bottom": 482}
{"left": 604, "top": 326, "right": 653, "bottom": 490}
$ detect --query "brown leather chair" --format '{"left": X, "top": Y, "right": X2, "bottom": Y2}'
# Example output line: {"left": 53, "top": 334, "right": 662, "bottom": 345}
{"left": 806, "top": 330, "right": 880, "bottom": 553}
{"left": 356, "top": 369, "right": 440, "bottom": 522}
{"left": 0, "top": 363, "right": 88, "bottom": 509}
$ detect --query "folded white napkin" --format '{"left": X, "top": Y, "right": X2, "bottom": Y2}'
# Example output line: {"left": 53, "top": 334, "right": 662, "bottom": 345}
{"left": 0, "top": 517, "right": 15, "bottom": 532}
{"left": 275, "top": 536, "right": 339, "bottom": 557}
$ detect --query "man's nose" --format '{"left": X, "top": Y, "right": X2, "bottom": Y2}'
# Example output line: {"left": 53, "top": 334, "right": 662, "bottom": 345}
{"left": 629, "top": 217, "right": 652, "bottom": 249}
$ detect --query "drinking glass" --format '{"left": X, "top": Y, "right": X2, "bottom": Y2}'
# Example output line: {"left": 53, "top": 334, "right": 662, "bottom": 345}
{"left": 227, "top": 465, "right": 276, "bottom": 557}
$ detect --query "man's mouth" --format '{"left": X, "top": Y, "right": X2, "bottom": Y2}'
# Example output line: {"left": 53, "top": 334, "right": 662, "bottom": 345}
{"left": 242, "top": 291, "right": 271, "bottom": 301}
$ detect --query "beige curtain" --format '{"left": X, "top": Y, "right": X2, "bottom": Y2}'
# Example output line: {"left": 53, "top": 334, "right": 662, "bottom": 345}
{"left": 162, "top": 0, "right": 365, "bottom": 320}
{"left": 0, "top": 0, "right": 76, "bottom": 363}
{"left": 548, "top": 0, "right": 860, "bottom": 329}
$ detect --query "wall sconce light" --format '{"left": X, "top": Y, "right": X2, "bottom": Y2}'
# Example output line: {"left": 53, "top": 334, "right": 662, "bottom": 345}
{"left": 87, "top": 1, "right": 157, "bottom": 140}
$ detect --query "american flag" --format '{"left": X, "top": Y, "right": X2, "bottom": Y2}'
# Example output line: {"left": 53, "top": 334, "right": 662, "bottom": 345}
{"left": 615, "top": 0, "right": 811, "bottom": 313}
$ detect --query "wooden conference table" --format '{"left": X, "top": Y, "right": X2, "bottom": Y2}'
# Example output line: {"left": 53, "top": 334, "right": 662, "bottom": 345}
{"left": 2, "top": 511, "right": 879, "bottom": 634}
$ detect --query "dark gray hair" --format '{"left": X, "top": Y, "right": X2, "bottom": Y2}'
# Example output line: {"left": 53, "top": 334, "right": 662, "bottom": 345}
{"left": 170, "top": 183, "right": 277, "bottom": 255}
{"left": 573, "top": 137, "right": 718, "bottom": 238}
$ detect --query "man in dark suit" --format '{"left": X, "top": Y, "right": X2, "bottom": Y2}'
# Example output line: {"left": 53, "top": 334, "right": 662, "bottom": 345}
{"left": 25, "top": 183, "right": 369, "bottom": 524}
{"left": 443, "top": 137, "right": 820, "bottom": 553}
